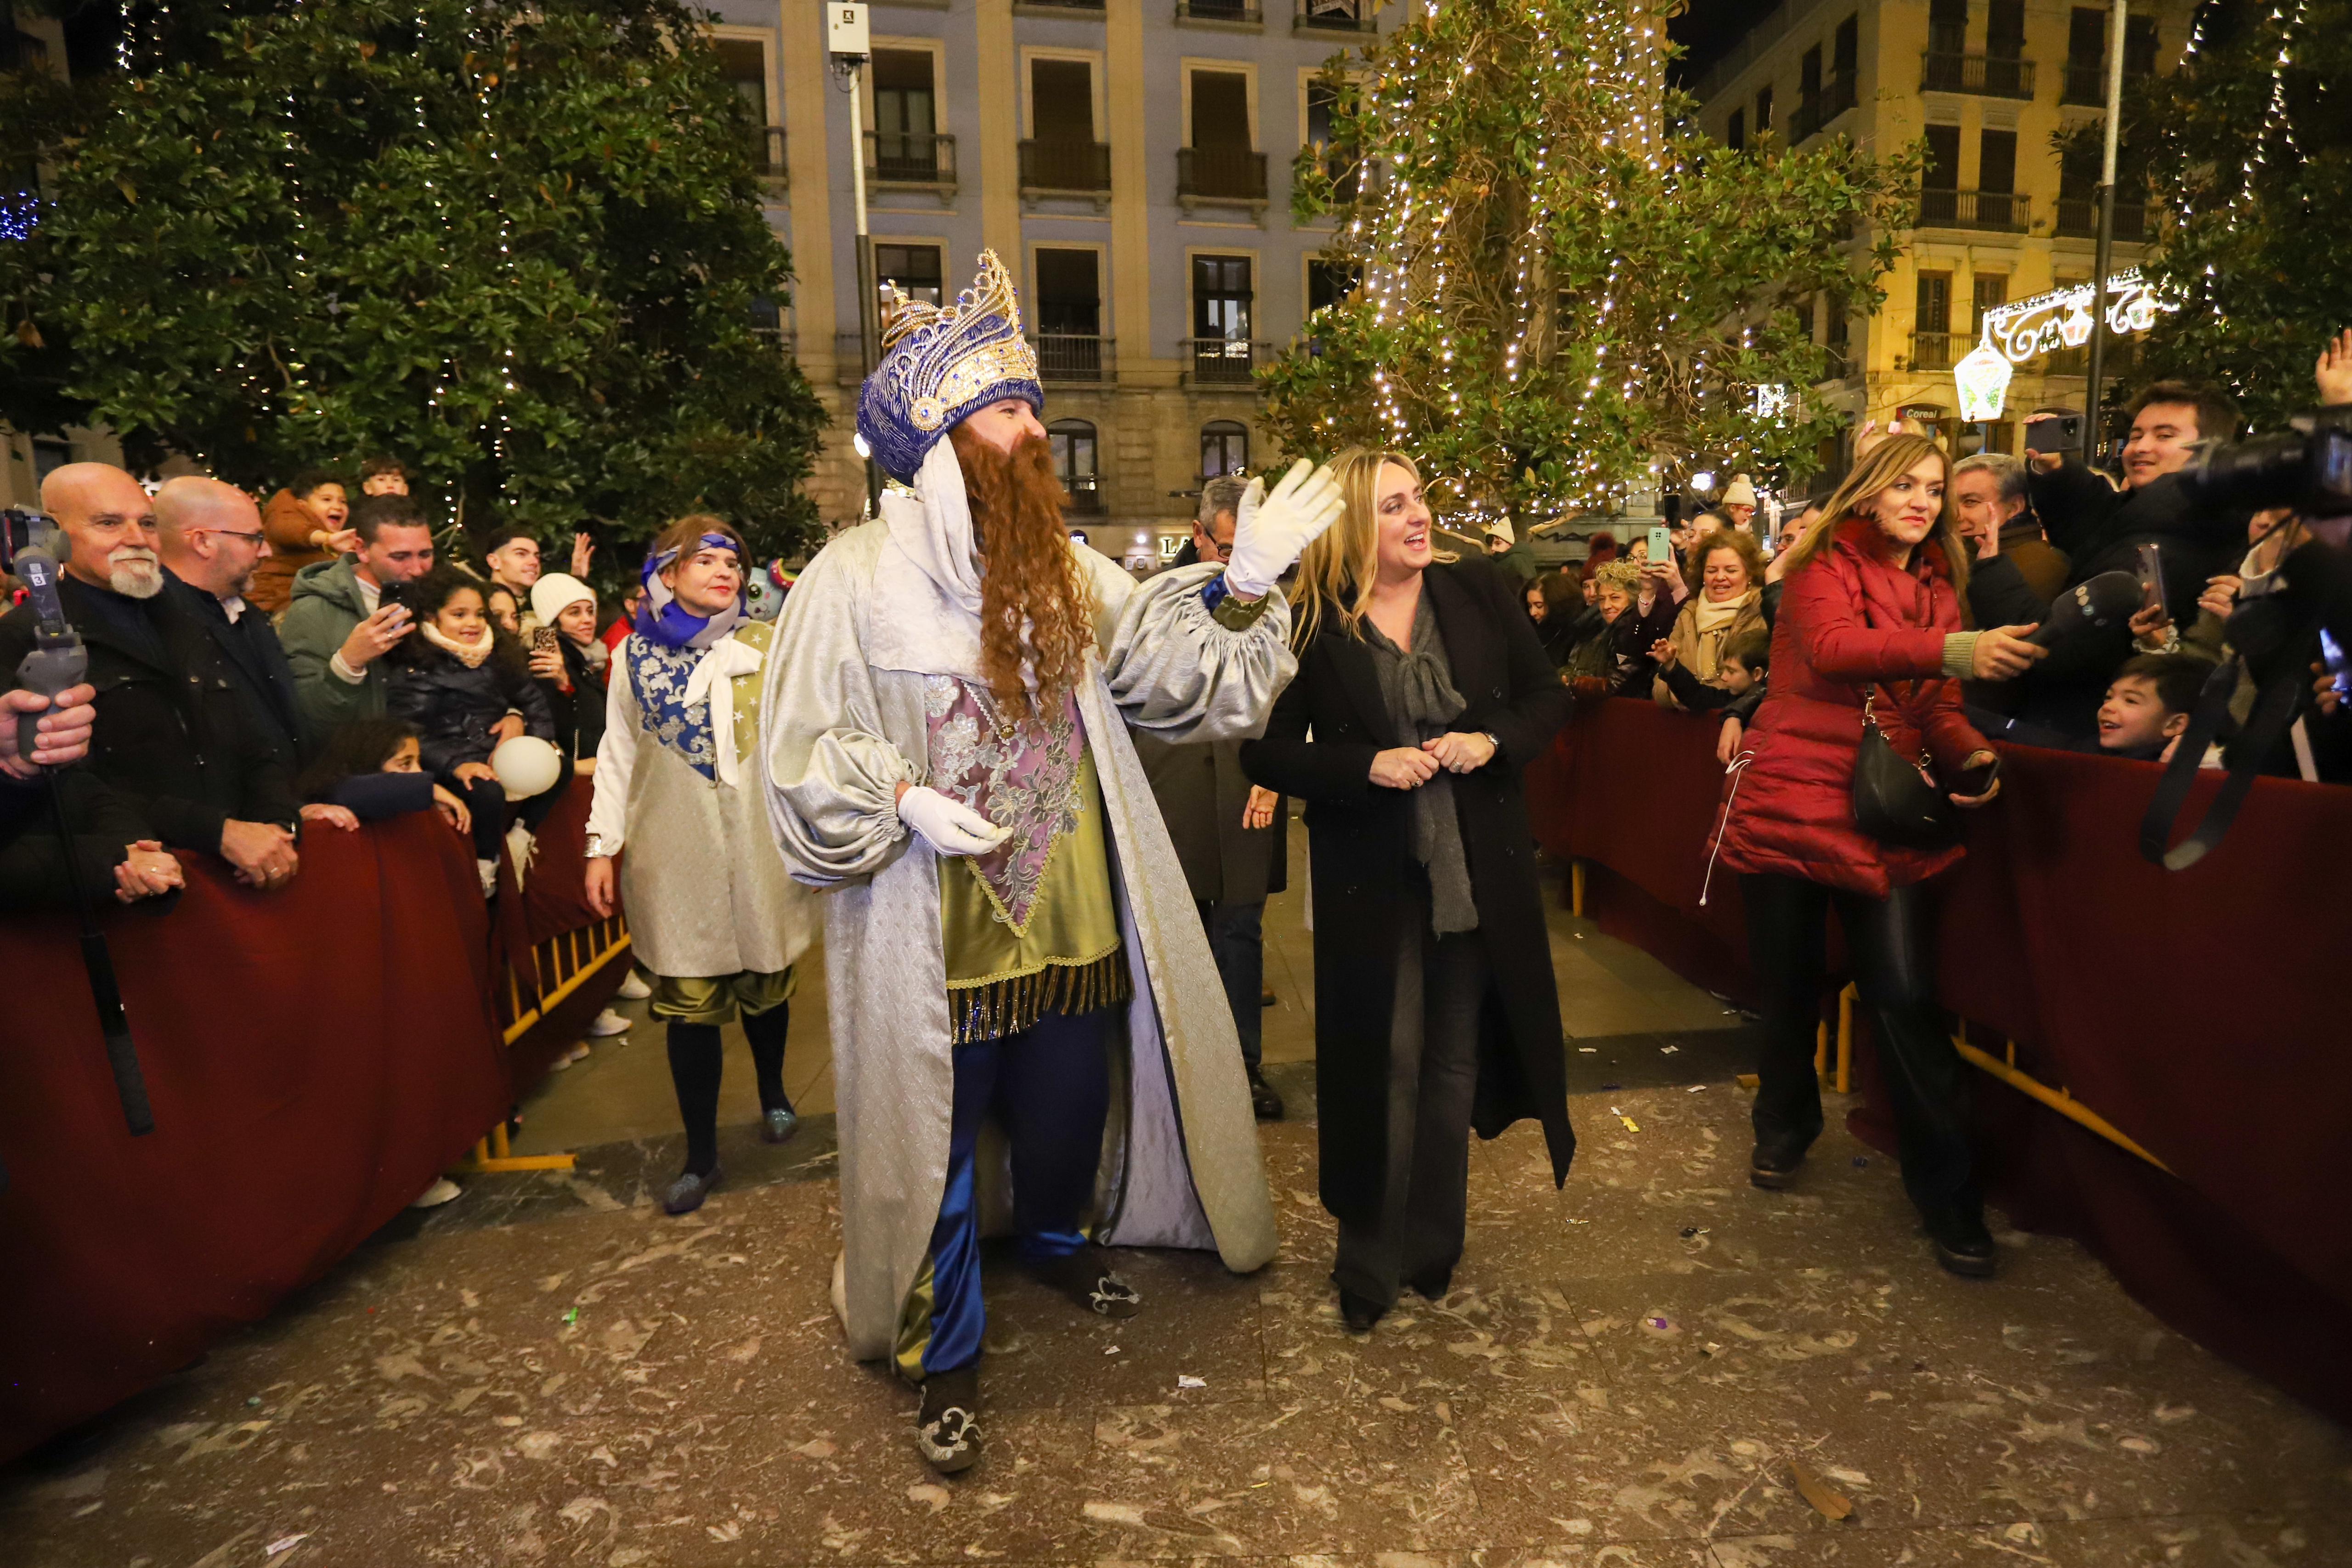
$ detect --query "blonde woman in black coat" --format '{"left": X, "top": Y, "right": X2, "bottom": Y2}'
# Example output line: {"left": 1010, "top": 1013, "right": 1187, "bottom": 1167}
{"left": 1240, "top": 449, "right": 1577, "bottom": 1331}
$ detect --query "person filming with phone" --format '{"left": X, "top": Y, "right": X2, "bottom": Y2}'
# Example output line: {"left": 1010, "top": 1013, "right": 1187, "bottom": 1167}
{"left": 1707, "top": 433, "right": 2044, "bottom": 1280}
{"left": 278, "top": 494, "right": 436, "bottom": 734}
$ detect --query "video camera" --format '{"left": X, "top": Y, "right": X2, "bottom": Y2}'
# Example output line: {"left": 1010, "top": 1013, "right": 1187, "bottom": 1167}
{"left": 2143, "top": 406, "right": 2352, "bottom": 868}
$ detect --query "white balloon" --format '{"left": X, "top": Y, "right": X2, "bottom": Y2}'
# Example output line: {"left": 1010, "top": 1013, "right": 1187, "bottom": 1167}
{"left": 491, "top": 735, "right": 563, "bottom": 801}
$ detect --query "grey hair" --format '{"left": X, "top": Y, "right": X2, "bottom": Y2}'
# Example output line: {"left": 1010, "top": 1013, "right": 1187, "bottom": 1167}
{"left": 1198, "top": 476, "right": 1249, "bottom": 527}
{"left": 1952, "top": 450, "right": 2029, "bottom": 509}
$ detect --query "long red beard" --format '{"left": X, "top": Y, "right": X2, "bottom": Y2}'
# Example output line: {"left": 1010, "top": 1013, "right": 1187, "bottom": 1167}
{"left": 949, "top": 425, "right": 1095, "bottom": 720}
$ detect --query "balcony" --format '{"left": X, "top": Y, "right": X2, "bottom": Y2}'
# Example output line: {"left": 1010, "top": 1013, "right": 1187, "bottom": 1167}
{"left": 1182, "top": 338, "right": 1274, "bottom": 386}
{"left": 1175, "top": 0, "right": 1262, "bottom": 23}
{"left": 1061, "top": 474, "right": 1107, "bottom": 516}
{"left": 1028, "top": 333, "right": 1115, "bottom": 383}
{"left": 1910, "top": 332, "right": 1962, "bottom": 373}
{"left": 1916, "top": 186, "right": 2029, "bottom": 231}
{"left": 1178, "top": 147, "right": 1269, "bottom": 210}
{"left": 1016, "top": 0, "right": 1103, "bottom": 9}
{"left": 750, "top": 125, "right": 787, "bottom": 186}
{"left": 1018, "top": 138, "right": 1112, "bottom": 203}
{"left": 1295, "top": 0, "right": 1376, "bottom": 33}
{"left": 865, "top": 131, "right": 957, "bottom": 200}
{"left": 1790, "top": 74, "right": 1857, "bottom": 141}
{"left": 1920, "top": 51, "right": 2036, "bottom": 99}
{"left": 2055, "top": 198, "right": 2148, "bottom": 241}
{"left": 2062, "top": 57, "right": 2152, "bottom": 106}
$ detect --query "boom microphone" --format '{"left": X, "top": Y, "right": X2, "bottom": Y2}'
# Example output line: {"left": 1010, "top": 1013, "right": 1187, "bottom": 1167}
{"left": 2024, "top": 570, "right": 2144, "bottom": 649}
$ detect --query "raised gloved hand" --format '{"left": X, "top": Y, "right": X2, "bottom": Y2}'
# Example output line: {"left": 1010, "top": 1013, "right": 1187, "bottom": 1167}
{"left": 1223, "top": 458, "right": 1346, "bottom": 601}
{"left": 898, "top": 785, "right": 1012, "bottom": 858}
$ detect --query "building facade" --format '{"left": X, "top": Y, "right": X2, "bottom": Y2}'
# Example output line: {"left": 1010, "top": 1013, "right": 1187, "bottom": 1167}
{"left": 716, "top": 0, "right": 1396, "bottom": 563}
{"left": 1688, "top": 0, "right": 2191, "bottom": 482}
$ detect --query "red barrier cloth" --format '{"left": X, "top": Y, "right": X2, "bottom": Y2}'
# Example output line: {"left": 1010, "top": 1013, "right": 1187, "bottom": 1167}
{"left": 0, "top": 812, "right": 510, "bottom": 1463}
{"left": 1525, "top": 698, "right": 2352, "bottom": 1420}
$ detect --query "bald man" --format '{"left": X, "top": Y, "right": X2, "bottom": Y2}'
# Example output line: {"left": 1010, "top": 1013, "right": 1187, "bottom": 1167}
{"left": 156, "top": 476, "right": 310, "bottom": 769}
{"left": 0, "top": 463, "right": 303, "bottom": 889}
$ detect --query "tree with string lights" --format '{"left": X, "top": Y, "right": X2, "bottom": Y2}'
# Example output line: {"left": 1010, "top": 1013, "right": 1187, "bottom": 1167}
{"left": 0, "top": 0, "right": 826, "bottom": 564}
{"left": 1259, "top": 0, "right": 1917, "bottom": 528}
{"left": 2131, "top": 0, "right": 2352, "bottom": 430}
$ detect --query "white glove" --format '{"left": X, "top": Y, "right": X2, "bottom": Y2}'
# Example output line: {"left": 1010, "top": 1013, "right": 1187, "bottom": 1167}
{"left": 897, "top": 785, "right": 1011, "bottom": 858}
{"left": 1222, "top": 458, "right": 1346, "bottom": 601}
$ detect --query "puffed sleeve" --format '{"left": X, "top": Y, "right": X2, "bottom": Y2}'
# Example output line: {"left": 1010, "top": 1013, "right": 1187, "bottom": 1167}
{"left": 758, "top": 538, "right": 922, "bottom": 887}
{"left": 1093, "top": 558, "right": 1299, "bottom": 745}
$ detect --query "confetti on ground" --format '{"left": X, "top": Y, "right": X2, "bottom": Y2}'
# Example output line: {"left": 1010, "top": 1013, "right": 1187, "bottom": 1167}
{"left": 1177, "top": 1374, "right": 1206, "bottom": 1388}
{"left": 1687, "top": 1084, "right": 1706, "bottom": 1093}
{"left": 1791, "top": 1456, "right": 1856, "bottom": 1521}
{"left": 563, "top": 1308, "right": 580, "bottom": 1325}
{"left": 1660, "top": 1044, "right": 1679, "bottom": 1055}
{"left": 1104, "top": 1345, "right": 1120, "bottom": 1355}
{"left": 1578, "top": 1047, "right": 1597, "bottom": 1053}
{"left": 265, "top": 1535, "right": 311, "bottom": 1557}
{"left": 1610, "top": 1106, "right": 1640, "bottom": 1133}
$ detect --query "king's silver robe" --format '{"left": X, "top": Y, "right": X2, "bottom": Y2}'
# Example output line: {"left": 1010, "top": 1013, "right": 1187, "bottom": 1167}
{"left": 759, "top": 513, "right": 1288, "bottom": 1360}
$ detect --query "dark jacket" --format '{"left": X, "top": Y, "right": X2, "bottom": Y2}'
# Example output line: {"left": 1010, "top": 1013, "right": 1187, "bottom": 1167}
{"left": 1716, "top": 519, "right": 1990, "bottom": 898}
{"left": 1241, "top": 557, "right": 1576, "bottom": 1226}
{"left": 0, "top": 767, "right": 166, "bottom": 912}
{"left": 1963, "top": 519, "right": 2073, "bottom": 630}
{"left": 164, "top": 569, "right": 309, "bottom": 768}
{"left": 540, "top": 637, "right": 609, "bottom": 766}
{"left": 386, "top": 641, "right": 556, "bottom": 778}
{"left": 1132, "top": 736, "right": 1287, "bottom": 907}
{"left": 2014, "top": 461, "right": 2245, "bottom": 736}
{"left": 0, "top": 576, "right": 299, "bottom": 855}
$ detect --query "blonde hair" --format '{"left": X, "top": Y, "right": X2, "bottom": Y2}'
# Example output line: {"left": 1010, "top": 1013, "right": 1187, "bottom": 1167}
{"left": 1775, "top": 433, "right": 1971, "bottom": 608}
{"left": 1288, "top": 448, "right": 1458, "bottom": 644}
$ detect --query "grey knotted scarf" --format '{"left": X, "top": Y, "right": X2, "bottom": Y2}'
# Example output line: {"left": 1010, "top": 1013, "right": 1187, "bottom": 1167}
{"left": 1363, "top": 593, "right": 1480, "bottom": 935}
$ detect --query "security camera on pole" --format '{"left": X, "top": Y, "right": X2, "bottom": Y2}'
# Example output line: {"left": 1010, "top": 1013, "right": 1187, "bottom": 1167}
{"left": 828, "top": 0, "right": 882, "bottom": 511}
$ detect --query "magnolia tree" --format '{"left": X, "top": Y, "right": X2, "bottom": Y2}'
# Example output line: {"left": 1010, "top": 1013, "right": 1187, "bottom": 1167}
{"left": 0, "top": 0, "right": 826, "bottom": 563}
{"left": 1260, "top": 0, "right": 1916, "bottom": 525}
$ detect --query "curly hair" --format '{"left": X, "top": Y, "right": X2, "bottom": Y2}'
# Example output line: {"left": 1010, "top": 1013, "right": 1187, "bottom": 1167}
{"left": 949, "top": 423, "right": 1097, "bottom": 721}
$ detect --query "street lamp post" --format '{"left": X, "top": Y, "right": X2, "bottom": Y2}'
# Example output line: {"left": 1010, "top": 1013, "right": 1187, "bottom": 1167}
{"left": 2083, "top": 0, "right": 2128, "bottom": 468}
{"left": 828, "top": 1, "right": 881, "bottom": 513}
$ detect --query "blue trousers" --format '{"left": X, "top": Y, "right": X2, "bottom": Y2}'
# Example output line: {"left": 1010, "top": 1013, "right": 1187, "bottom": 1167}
{"left": 919, "top": 1007, "right": 1113, "bottom": 1377}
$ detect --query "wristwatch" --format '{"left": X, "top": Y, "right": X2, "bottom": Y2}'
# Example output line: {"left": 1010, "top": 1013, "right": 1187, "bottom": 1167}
{"left": 1481, "top": 730, "right": 1502, "bottom": 759}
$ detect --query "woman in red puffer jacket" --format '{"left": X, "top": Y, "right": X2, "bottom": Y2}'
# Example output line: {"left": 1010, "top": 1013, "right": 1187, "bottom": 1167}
{"left": 1710, "top": 433, "right": 2046, "bottom": 1279}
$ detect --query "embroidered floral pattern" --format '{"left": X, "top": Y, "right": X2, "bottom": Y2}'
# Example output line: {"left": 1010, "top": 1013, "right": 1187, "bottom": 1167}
{"left": 627, "top": 634, "right": 719, "bottom": 780}
{"left": 922, "top": 676, "right": 1085, "bottom": 934}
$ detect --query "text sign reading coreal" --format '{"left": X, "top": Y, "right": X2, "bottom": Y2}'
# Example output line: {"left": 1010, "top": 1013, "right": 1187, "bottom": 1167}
{"left": 827, "top": 2, "right": 870, "bottom": 58}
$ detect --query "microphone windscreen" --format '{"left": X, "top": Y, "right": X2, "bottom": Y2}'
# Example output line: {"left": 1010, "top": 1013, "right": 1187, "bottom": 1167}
{"left": 2025, "top": 570, "right": 2143, "bottom": 648}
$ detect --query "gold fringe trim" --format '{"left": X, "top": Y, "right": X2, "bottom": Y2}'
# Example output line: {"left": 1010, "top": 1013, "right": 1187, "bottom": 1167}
{"left": 946, "top": 948, "right": 1132, "bottom": 1046}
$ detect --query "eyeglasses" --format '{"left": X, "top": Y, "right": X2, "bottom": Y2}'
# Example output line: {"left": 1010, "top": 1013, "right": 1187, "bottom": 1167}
{"left": 200, "top": 529, "right": 268, "bottom": 546}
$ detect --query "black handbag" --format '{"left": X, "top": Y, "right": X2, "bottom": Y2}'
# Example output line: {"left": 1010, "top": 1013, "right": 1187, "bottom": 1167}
{"left": 1852, "top": 687, "right": 1961, "bottom": 849}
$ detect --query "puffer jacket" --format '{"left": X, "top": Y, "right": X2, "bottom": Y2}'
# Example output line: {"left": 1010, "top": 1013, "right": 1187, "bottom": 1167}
{"left": 385, "top": 640, "right": 557, "bottom": 778}
{"left": 1714, "top": 517, "right": 1991, "bottom": 898}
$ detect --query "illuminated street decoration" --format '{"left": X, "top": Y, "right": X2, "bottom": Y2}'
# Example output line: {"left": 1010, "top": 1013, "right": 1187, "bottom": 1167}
{"left": 1949, "top": 270, "right": 2180, "bottom": 420}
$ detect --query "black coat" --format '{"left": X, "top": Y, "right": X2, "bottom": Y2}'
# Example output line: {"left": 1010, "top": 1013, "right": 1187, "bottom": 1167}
{"left": 385, "top": 641, "right": 557, "bottom": 779}
{"left": 539, "top": 637, "right": 609, "bottom": 765}
{"left": 164, "top": 570, "right": 309, "bottom": 768}
{"left": 0, "top": 575, "right": 299, "bottom": 855}
{"left": 0, "top": 767, "right": 173, "bottom": 912}
{"left": 1132, "top": 736, "right": 1288, "bottom": 907}
{"left": 1241, "top": 557, "right": 1576, "bottom": 1226}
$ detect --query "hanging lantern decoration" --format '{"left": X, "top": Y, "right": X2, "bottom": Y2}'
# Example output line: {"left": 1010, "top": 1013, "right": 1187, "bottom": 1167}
{"left": 1954, "top": 341, "right": 2014, "bottom": 422}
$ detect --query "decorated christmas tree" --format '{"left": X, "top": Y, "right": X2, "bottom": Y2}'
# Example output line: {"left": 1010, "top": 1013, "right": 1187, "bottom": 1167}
{"left": 2134, "top": 0, "right": 2352, "bottom": 429}
{"left": 1259, "top": 0, "right": 1915, "bottom": 528}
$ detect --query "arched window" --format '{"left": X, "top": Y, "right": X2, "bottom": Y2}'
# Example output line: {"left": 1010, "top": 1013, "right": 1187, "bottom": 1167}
{"left": 1048, "top": 419, "right": 1101, "bottom": 513}
{"left": 1200, "top": 420, "right": 1249, "bottom": 480}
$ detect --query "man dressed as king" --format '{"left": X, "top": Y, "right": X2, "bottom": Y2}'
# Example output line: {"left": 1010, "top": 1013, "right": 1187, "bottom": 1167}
{"left": 760, "top": 250, "right": 1341, "bottom": 1473}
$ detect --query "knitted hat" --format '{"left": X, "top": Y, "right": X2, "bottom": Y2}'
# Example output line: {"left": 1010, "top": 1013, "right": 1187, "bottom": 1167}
{"left": 1721, "top": 473, "right": 1758, "bottom": 508}
{"left": 856, "top": 249, "right": 1044, "bottom": 484}
{"left": 1483, "top": 518, "right": 1518, "bottom": 545}
{"left": 529, "top": 571, "right": 595, "bottom": 625}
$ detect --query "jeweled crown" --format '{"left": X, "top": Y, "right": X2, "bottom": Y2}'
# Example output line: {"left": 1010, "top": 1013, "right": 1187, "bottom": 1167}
{"left": 857, "top": 249, "right": 1044, "bottom": 484}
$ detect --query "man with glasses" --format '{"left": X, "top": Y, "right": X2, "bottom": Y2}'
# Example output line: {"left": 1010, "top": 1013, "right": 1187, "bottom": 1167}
{"left": 155, "top": 476, "right": 312, "bottom": 773}
{"left": 0, "top": 463, "right": 304, "bottom": 889}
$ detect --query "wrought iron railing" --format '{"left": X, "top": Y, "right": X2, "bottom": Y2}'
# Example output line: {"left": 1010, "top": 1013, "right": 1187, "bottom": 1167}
{"left": 1028, "top": 333, "right": 1114, "bottom": 383}
{"left": 1791, "top": 74, "right": 1857, "bottom": 141}
{"left": 1176, "top": 0, "right": 1261, "bottom": 19}
{"left": 1916, "top": 186, "right": 2029, "bottom": 231}
{"left": 1920, "top": 51, "right": 2036, "bottom": 99}
{"left": 865, "top": 130, "right": 956, "bottom": 187}
{"left": 1911, "top": 331, "right": 1961, "bottom": 372}
{"left": 1182, "top": 337, "right": 1272, "bottom": 385}
{"left": 2055, "top": 198, "right": 2147, "bottom": 241}
{"left": 1295, "top": 0, "right": 1376, "bottom": 30}
{"left": 1018, "top": 138, "right": 1112, "bottom": 194}
{"left": 1178, "top": 147, "right": 1269, "bottom": 203}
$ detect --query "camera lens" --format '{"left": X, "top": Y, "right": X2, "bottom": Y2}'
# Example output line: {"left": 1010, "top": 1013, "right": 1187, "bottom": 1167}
{"left": 2181, "top": 432, "right": 2311, "bottom": 511}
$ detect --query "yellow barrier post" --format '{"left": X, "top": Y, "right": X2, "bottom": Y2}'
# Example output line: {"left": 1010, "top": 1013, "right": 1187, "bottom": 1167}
{"left": 1570, "top": 859, "right": 1587, "bottom": 919}
{"left": 1835, "top": 983, "right": 1854, "bottom": 1094}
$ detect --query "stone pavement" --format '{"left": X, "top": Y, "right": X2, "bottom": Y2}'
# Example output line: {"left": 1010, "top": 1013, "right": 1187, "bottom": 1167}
{"left": 3, "top": 849, "right": 2347, "bottom": 1566}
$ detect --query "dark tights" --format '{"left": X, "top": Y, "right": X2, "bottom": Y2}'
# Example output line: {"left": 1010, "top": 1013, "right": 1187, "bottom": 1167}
{"left": 666, "top": 1001, "right": 791, "bottom": 1177}
{"left": 1740, "top": 873, "right": 1980, "bottom": 1222}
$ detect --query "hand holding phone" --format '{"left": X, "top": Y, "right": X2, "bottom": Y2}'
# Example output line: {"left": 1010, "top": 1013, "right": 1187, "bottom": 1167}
{"left": 1646, "top": 524, "right": 1672, "bottom": 562}
{"left": 2135, "top": 541, "right": 2165, "bottom": 615}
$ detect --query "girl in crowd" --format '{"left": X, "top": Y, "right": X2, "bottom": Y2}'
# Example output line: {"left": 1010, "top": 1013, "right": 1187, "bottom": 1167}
{"left": 583, "top": 517, "right": 817, "bottom": 1215}
{"left": 1242, "top": 449, "right": 1575, "bottom": 1333}
{"left": 385, "top": 566, "right": 559, "bottom": 894}
{"left": 1528, "top": 570, "right": 1583, "bottom": 668}
{"left": 1709, "top": 433, "right": 2043, "bottom": 1278}
{"left": 294, "top": 716, "right": 475, "bottom": 836}
{"left": 1651, "top": 528, "right": 1767, "bottom": 708}
{"left": 486, "top": 585, "right": 525, "bottom": 638}
{"left": 527, "top": 572, "right": 610, "bottom": 776}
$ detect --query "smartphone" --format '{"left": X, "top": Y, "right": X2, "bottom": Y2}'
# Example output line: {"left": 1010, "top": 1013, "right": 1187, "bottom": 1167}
{"left": 2024, "top": 412, "right": 2083, "bottom": 454}
{"left": 2135, "top": 541, "right": 2164, "bottom": 614}
{"left": 1662, "top": 493, "right": 1683, "bottom": 528}
{"left": 1646, "top": 525, "right": 1672, "bottom": 562}
{"left": 2322, "top": 630, "right": 2349, "bottom": 705}
{"left": 531, "top": 626, "right": 559, "bottom": 655}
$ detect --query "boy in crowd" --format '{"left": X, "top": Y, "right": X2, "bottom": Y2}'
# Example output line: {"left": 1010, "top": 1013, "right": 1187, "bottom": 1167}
{"left": 2096, "top": 653, "right": 2204, "bottom": 762}
{"left": 1658, "top": 625, "right": 1770, "bottom": 765}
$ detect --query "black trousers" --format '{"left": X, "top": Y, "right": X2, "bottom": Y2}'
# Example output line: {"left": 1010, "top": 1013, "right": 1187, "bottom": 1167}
{"left": 1740, "top": 873, "right": 1980, "bottom": 1220}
